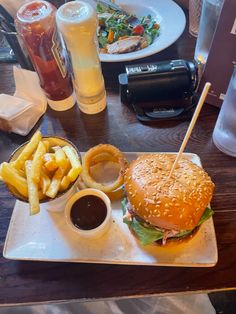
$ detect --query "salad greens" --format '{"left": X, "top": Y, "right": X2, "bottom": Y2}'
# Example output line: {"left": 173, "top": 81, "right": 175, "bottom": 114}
{"left": 121, "top": 198, "right": 214, "bottom": 246}
{"left": 96, "top": 2, "right": 160, "bottom": 52}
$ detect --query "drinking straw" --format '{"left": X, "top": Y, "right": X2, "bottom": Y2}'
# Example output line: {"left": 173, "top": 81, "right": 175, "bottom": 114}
{"left": 168, "top": 82, "right": 211, "bottom": 179}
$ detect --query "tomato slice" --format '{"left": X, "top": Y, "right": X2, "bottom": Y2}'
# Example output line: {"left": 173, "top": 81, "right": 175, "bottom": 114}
{"left": 132, "top": 25, "right": 145, "bottom": 35}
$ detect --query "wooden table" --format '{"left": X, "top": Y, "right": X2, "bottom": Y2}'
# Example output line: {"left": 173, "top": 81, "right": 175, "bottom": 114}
{"left": 1, "top": 13, "right": 236, "bottom": 306}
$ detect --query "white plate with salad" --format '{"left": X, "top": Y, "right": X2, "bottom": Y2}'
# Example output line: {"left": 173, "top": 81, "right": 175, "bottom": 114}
{"left": 93, "top": 0, "right": 186, "bottom": 62}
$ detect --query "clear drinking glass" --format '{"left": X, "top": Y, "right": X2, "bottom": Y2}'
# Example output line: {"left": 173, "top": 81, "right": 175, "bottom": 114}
{"left": 0, "top": 29, "right": 15, "bottom": 62}
{"left": 194, "top": 0, "right": 224, "bottom": 67}
{"left": 213, "top": 66, "right": 236, "bottom": 157}
{"left": 0, "top": 28, "right": 34, "bottom": 68}
{"left": 189, "top": 0, "right": 203, "bottom": 37}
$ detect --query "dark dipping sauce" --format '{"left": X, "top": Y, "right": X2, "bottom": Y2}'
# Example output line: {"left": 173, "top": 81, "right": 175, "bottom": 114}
{"left": 70, "top": 195, "right": 107, "bottom": 230}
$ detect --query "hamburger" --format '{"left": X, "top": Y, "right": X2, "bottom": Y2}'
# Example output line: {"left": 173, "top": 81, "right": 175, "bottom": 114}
{"left": 122, "top": 154, "right": 215, "bottom": 245}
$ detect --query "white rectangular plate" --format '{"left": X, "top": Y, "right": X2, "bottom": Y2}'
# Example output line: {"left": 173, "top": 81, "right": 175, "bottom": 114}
{"left": 3, "top": 153, "right": 218, "bottom": 267}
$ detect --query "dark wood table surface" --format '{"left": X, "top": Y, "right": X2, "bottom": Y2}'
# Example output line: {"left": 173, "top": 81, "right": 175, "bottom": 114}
{"left": 1, "top": 12, "right": 236, "bottom": 306}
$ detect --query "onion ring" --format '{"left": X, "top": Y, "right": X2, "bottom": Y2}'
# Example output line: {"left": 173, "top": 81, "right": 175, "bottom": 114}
{"left": 78, "top": 175, "right": 125, "bottom": 201}
{"left": 81, "top": 144, "right": 128, "bottom": 193}
{"left": 89, "top": 152, "right": 118, "bottom": 165}
{"left": 106, "top": 186, "right": 125, "bottom": 202}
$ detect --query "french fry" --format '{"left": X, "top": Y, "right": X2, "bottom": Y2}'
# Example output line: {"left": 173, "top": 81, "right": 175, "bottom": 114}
{"left": 46, "top": 167, "right": 66, "bottom": 198}
{"left": 39, "top": 171, "right": 51, "bottom": 194}
{"left": 43, "top": 153, "right": 55, "bottom": 162}
{"left": 52, "top": 146, "right": 68, "bottom": 168}
{"left": 52, "top": 146, "right": 60, "bottom": 151}
{"left": 44, "top": 160, "right": 58, "bottom": 172}
{"left": 62, "top": 146, "right": 80, "bottom": 168}
{"left": 25, "top": 160, "right": 40, "bottom": 215}
{"left": 41, "top": 165, "right": 53, "bottom": 178}
{"left": 58, "top": 158, "right": 72, "bottom": 192}
{"left": 13, "top": 167, "right": 26, "bottom": 178}
{"left": 31, "top": 141, "right": 46, "bottom": 183}
{"left": 62, "top": 158, "right": 71, "bottom": 173}
{"left": 0, "top": 162, "right": 28, "bottom": 198}
{"left": 43, "top": 153, "right": 58, "bottom": 172}
{"left": 42, "top": 140, "right": 50, "bottom": 152}
{"left": 14, "top": 130, "right": 42, "bottom": 170}
{"left": 38, "top": 190, "right": 45, "bottom": 200}
{"left": 67, "top": 167, "right": 81, "bottom": 182}
{"left": 59, "top": 175, "right": 71, "bottom": 192}
{"left": 17, "top": 168, "right": 26, "bottom": 178}
{"left": 63, "top": 146, "right": 82, "bottom": 182}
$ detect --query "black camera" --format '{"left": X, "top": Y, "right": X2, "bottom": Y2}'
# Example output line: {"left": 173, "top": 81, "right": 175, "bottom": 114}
{"left": 118, "top": 59, "right": 198, "bottom": 122}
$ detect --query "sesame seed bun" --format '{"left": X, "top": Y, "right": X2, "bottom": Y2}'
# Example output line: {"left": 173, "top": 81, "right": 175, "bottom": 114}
{"left": 124, "top": 154, "right": 215, "bottom": 231}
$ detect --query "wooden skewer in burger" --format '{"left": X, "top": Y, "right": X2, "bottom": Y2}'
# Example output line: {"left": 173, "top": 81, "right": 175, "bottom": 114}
{"left": 122, "top": 83, "right": 215, "bottom": 245}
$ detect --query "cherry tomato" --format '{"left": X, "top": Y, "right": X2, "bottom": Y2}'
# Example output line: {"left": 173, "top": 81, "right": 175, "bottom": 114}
{"left": 132, "top": 25, "right": 145, "bottom": 35}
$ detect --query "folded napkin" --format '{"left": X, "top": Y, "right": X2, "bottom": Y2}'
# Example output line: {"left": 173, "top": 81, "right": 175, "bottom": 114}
{"left": 0, "top": 66, "right": 47, "bottom": 136}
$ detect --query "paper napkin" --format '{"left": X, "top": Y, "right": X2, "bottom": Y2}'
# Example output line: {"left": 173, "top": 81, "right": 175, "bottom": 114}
{"left": 0, "top": 66, "right": 47, "bottom": 136}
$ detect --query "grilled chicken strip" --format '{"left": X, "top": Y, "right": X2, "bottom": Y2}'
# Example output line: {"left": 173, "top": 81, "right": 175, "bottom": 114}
{"left": 107, "top": 36, "right": 147, "bottom": 54}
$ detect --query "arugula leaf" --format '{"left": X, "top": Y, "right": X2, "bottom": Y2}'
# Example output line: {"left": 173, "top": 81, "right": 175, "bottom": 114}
{"left": 130, "top": 219, "right": 163, "bottom": 245}
{"left": 197, "top": 207, "right": 214, "bottom": 226}
{"left": 122, "top": 198, "right": 164, "bottom": 245}
{"left": 98, "top": 36, "right": 108, "bottom": 48}
{"left": 121, "top": 198, "right": 127, "bottom": 215}
{"left": 96, "top": 3, "right": 107, "bottom": 13}
{"left": 147, "top": 19, "right": 155, "bottom": 30}
{"left": 173, "top": 229, "right": 193, "bottom": 238}
{"left": 144, "top": 33, "right": 152, "bottom": 45}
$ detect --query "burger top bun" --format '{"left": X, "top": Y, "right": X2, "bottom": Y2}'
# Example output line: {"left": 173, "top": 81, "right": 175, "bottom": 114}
{"left": 124, "top": 154, "right": 215, "bottom": 231}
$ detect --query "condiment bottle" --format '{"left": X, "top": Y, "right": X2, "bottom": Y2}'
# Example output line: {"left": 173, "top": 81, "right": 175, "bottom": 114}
{"left": 56, "top": 1, "right": 106, "bottom": 114}
{"left": 15, "top": 0, "right": 75, "bottom": 111}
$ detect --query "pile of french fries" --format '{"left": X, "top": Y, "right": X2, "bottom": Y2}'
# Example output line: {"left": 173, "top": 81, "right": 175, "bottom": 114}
{"left": 0, "top": 130, "right": 82, "bottom": 215}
